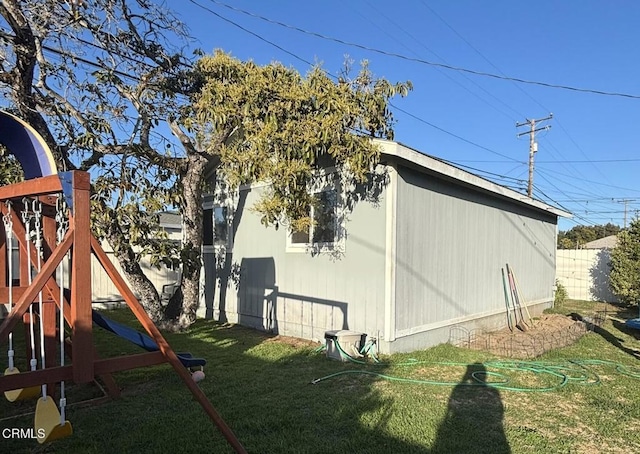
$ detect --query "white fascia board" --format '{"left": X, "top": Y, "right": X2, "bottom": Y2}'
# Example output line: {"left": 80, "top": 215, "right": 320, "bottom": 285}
{"left": 373, "top": 139, "right": 572, "bottom": 219}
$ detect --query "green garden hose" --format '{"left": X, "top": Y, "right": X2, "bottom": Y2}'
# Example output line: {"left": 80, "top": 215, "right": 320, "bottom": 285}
{"left": 313, "top": 340, "right": 638, "bottom": 392}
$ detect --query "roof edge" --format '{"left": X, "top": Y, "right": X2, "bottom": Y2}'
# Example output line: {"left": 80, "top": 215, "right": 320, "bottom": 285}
{"left": 374, "top": 138, "right": 572, "bottom": 219}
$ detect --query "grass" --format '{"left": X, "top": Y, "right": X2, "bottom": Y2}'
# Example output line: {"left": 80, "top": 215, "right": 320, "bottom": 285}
{"left": 1, "top": 300, "right": 639, "bottom": 453}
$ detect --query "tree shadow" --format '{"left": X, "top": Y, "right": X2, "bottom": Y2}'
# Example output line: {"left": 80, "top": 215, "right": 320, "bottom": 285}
{"left": 431, "top": 362, "right": 510, "bottom": 454}
{"left": 0, "top": 312, "right": 430, "bottom": 453}
{"left": 571, "top": 312, "right": 640, "bottom": 360}
{"left": 589, "top": 249, "right": 618, "bottom": 302}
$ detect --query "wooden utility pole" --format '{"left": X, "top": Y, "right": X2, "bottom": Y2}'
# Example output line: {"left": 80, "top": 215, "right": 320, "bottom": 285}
{"left": 517, "top": 114, "right": 553, "bottom": 197}
{"left": 616, "top": 198, "right": 636, "bottom": 228}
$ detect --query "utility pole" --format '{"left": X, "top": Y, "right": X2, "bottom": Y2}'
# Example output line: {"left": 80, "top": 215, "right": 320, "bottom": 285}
{"left": 516, "top": 114, "right": 553, "bottom": 197}
{"left": 616, "top": 198, "right": 636, "bottom": 228}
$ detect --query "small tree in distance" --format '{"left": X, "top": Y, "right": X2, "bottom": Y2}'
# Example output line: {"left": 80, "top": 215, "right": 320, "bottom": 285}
{"left": 609, "top": 219, "right": 640, "bottom": 311}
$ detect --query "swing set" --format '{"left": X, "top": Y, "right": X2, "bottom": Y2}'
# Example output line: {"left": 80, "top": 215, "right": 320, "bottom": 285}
{"left": 0, "top": 111, "right": 246, "bottom": 453}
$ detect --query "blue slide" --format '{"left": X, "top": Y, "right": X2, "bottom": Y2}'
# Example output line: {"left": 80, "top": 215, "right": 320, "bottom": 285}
{"left": 92, "top": 311, "right": 206, "bottom": 368}
{"left": 625, "top": 318, "right": 640, "bottom": 331}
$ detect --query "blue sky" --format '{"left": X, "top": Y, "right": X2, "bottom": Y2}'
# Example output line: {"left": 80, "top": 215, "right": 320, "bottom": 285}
{"left": 173, "top": 0, "right": 640, "bottom": 231}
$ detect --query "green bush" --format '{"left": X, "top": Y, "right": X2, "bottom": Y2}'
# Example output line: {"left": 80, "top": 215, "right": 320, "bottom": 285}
{"left": 555, "top": 279, "right": 568, "bottom": 307}
{"left": 609, "top": 222, "right": 640, "bottom": 308}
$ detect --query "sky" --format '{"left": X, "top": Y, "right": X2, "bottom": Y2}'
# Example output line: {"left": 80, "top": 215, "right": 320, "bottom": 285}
{"left": 172, "top": 0, "right": 640, "bottom": 231}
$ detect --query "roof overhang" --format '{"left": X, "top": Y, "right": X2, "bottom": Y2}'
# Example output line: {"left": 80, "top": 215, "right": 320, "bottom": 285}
{"left": 374, "top": 139, "right": 572, "bottom": 219}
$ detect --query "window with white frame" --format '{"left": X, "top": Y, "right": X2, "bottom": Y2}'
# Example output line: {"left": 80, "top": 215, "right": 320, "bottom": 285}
{"left": 289, "top": 189, "right": 339, "bottom": 249}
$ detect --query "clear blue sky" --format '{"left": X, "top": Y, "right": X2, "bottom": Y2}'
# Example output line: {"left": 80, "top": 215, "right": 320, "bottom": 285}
{"left": 174, "top": 0, "right": 640, "bottom": 231}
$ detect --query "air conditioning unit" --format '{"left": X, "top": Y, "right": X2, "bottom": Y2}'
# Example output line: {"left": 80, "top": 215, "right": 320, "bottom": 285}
{"left": 324, "top": 330, "right": 366, "bottom": 362}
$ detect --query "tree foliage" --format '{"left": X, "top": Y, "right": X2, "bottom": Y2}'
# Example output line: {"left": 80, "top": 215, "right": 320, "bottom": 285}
{"left": 181, "top": 51, "right": 411, "bottom": 231}
{"left": 0, "top": 0, "right": 191, "bottom": 322}
{"left": 609, "top": 219, "right": 640, "bottom": 307}
{"left": 1, "top": 1, "right": 411, "bottom": 329}
{"left": 557, "top": 223, "right": 620, "bottom": 249}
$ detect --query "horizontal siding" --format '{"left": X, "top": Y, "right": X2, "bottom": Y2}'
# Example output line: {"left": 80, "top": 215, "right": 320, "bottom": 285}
{"left": 204, "top": 184, "right": 388, "bottom": 342}
{"left": 394, "top": 165, "right": 557, "bottom": 338}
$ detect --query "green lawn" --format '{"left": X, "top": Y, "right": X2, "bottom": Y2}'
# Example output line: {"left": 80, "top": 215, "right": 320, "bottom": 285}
{"left": 1, "top": 300, "right": 639, "bottom": 453}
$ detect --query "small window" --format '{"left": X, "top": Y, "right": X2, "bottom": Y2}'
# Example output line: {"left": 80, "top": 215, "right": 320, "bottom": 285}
{"left": 289, "top": 189, "right": 338, "bottom": 247}
{"left": 213, "top": 206, "right": 229, "bottom": 247}
{"left": 203, "top": 204, "right": 232, "bottom": 249}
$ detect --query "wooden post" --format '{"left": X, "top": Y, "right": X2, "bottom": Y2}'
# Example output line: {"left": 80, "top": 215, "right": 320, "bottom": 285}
{"left": 69, "top": 171, "right": 93, "bottom": 384}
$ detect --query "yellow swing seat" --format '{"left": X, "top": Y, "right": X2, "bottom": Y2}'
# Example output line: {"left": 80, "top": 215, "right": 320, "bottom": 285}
{"left": 34, "top": 396, "right": 72, "bottom": 444}
{"left": 3, "top": 367, "right": 41, "bottom": 402}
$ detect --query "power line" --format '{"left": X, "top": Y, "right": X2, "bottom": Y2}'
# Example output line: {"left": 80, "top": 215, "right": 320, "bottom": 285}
{"left": 357, "top": 0, "right": 521, "bottom": 122}
{"left": 186, "top": 0, "right": 314, "bottom": 67}
{"left": 198, "top": 0, "right": 640, "bottom": 100}
{"left": 390, "top": 103, "right": 521, "bottom": 162}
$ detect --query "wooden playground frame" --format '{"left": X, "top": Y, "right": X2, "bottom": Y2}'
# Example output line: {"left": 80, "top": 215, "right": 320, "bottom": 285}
{"left": 0, "top": 171, "right": 246, "bottom": 453}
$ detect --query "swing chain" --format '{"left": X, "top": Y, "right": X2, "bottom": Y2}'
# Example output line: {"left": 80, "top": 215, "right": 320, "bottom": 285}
{"left": 21, "top": 197, "right": 32, "bottom": 232}
{"left": 32, "top": 199, "right": 43, "bottom": 259}
{"left": 55, "top": 197, "right": 68, "bottom": 243}
{"left": 2, "top": 200, "right": 12, "bottom": 235}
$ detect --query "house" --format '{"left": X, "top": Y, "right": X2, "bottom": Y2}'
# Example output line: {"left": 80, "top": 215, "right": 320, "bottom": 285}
{"left": 582, "top": 235, "right": 617, "bottom": 250}
{"left": 198, "top": 139, "right": 571, "bottom": 354}
{"left": 91, "top": 211, "right": 182, "bottom": 304}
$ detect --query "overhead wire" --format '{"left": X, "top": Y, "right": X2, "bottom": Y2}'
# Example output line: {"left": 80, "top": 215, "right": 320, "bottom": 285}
{"left": 417, "top": 1, "right": 622, "bottom": 220}
{"left": 198, "top": 0, "right": 640, "bottom": 100}
{"left": 356, "top": 0, "right": 521, "bottom": 122}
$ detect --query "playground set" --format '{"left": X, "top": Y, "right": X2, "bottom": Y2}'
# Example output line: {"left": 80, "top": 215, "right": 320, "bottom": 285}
{"left": 0, "top": 111, "right": 246, "bottom": 452}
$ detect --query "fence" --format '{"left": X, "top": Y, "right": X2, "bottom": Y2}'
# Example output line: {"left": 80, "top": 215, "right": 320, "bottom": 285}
{"left": 90, "top": 250, "right": 180, "bottom": 303}
{"left": 555, "top": 249, "right": 618, "bottom": 302}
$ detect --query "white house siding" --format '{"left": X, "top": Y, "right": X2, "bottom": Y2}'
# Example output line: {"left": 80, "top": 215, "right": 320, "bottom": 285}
{"left": 200, "top": 184, "right": 389, "bottom": 343}
{"left": 556, "top": 249, "right": 617, "bottom": 302}
{"left": 89, "top": 251, "right": 180, "bottom": 303}
{"left": 90, "top": 225, "right": 182, "bottom": 304}
{"left": 390, "top": 164, "right": 557, "bottom": 352}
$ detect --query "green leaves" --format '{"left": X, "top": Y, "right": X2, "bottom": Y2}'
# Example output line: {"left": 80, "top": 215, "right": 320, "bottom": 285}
{"left": 609, "top": 220, "right": 640, "bottom": 306}
{"left": 185, "top": 51, "right": 411, "bottom": 227}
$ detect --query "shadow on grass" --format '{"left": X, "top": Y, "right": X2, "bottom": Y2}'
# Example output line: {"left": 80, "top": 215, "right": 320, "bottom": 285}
{"left": 1, "top": 312, "right": 515, "bottom": 453}
{"left": 1, "top": 311, "right": 428, "bottom": 453}
{"left": 431, "top": 363, "right": 510, "bottom": 454}
{"left": 570, "top": 312, "right": 640, "bottom": 360}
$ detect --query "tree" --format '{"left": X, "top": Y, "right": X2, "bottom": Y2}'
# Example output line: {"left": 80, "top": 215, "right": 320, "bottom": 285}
{"left": 0, "top": 0, "right": 191, "bottom": 322}
{"left": 609, "top": 219, "right": 640, "bottom": 308}
{"left": 557, "top": 223, "right": 621, "bottom": 249}
{"left": 165, "top": 51, "right": 412, "bottom": 329}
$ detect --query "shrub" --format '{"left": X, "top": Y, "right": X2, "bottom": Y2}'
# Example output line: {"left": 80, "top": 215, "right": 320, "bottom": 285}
{"left": 555, "top": 279, "right": 568, "bottom": 307}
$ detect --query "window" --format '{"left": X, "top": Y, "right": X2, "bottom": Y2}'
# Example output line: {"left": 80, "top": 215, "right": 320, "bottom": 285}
{"left": 213, "top": 206, "right": 229, "bottom": 247}
{"left": 289, "top": 189, "right": 339, "bottom": 248}
{"left": 203, "top": 206, "right": 231, "bottom": 248}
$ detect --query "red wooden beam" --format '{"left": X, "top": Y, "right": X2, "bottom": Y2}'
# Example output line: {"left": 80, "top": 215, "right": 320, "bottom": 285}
{"left": 0, "top": 174, "right": 63, "bottom": 200}
{"left": 91, "top": 236, "right": 247, "bottom": 454}
{"left": 0, "top": 352, "right": 167, "bottom": 393}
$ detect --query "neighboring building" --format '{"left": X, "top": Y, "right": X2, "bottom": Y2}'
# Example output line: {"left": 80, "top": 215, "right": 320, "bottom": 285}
{"left": 582, "top": 235, "right": 618, "bottom": 250}
{"left": 91, "top": 211, "right": 182, "bottom": 303}
{"left": 199, "top": 139, "right": 571, "bottom": 354}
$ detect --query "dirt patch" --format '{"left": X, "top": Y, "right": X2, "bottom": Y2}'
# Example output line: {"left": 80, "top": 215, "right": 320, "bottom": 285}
{"left": 453, "top": 314, "right": 592, "bottom": 358}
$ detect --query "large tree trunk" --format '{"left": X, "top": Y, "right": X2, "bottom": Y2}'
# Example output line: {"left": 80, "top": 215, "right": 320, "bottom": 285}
{"left": 174, "top": 153, "right": 209, "bottom": 329}
{"left": 103, "top": 208, "right": 165, "bottom": 323}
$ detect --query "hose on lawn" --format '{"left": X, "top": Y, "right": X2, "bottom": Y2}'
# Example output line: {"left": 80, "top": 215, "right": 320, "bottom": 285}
{"left": 312, "top": 340, "right": 639, "bottom": 391}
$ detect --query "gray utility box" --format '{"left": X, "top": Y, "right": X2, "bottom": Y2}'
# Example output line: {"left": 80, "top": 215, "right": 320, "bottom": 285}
{"left": 324, "top": 330, "right": 366, "bottom": 362}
